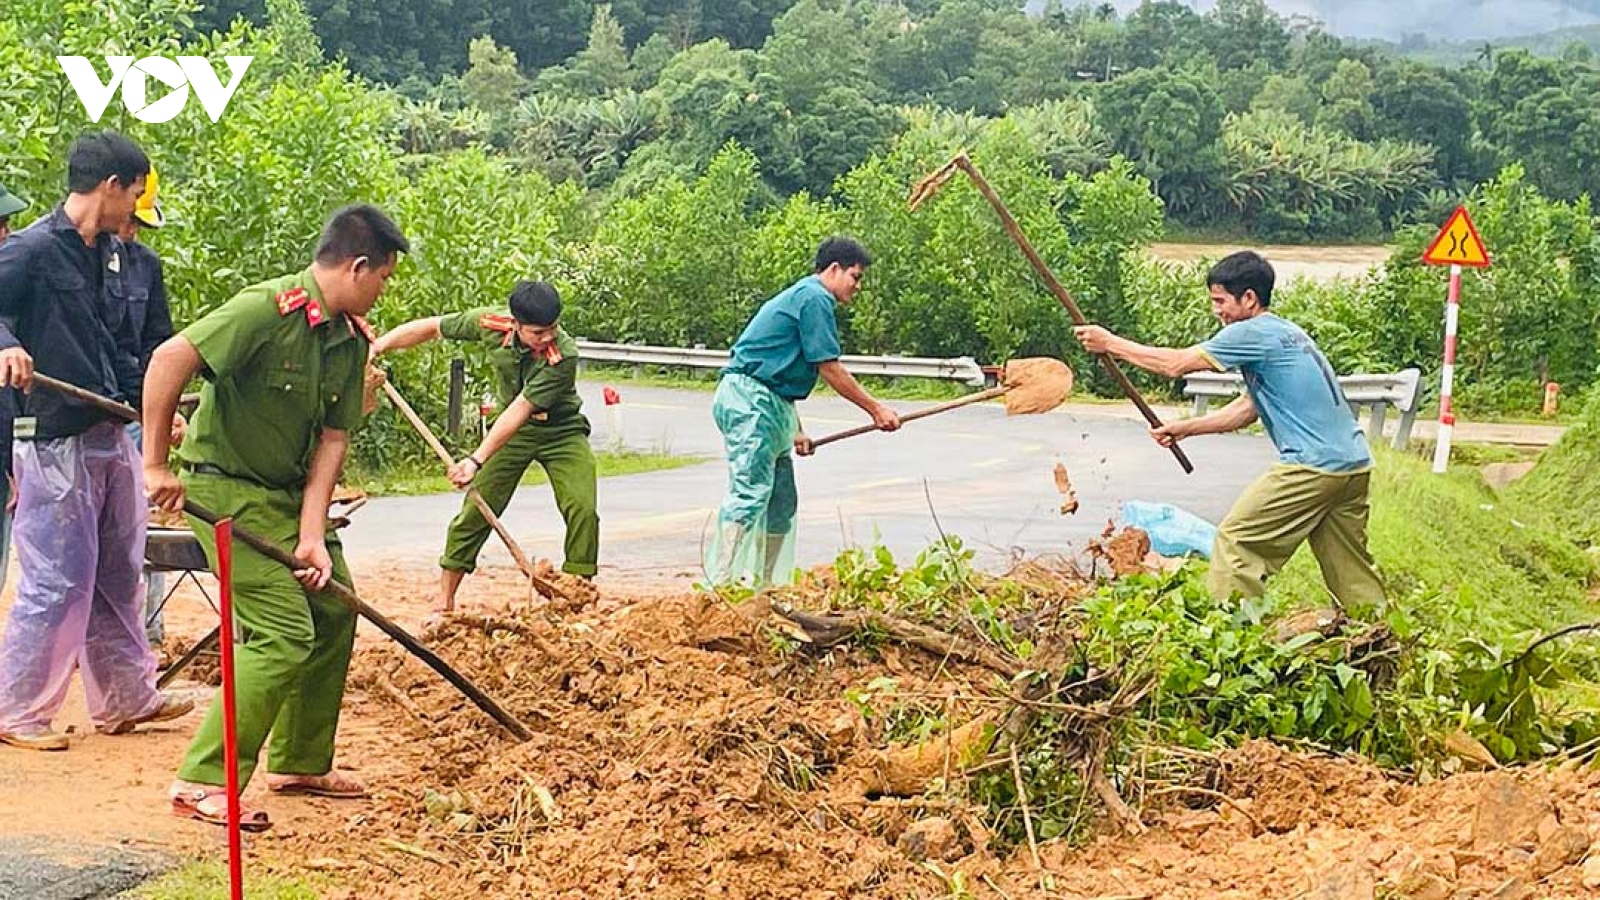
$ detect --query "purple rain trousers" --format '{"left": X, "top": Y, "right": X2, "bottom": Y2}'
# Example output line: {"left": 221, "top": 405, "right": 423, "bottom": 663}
{"left": 0, "top": 421, "right": 160, "bottom": 734}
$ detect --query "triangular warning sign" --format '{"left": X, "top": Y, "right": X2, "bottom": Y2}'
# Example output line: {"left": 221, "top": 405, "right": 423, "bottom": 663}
{"left": 1422, "top": 206, "right": 1490, "bottom": 267}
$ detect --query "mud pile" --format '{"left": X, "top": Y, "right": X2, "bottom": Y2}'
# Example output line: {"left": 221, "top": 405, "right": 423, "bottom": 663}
{"left": 293, "top": 585, "right": 1600, "bottom": 900}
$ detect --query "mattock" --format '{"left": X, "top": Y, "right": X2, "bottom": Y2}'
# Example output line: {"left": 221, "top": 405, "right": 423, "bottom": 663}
{"left": 377, "top": 376, "right": 569, "bottom": 604}
{"left": 908, "top": 152, "right": 1196, "bottom": 474}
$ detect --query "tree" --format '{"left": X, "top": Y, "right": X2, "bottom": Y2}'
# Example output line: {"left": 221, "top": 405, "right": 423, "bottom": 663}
{"left": 1203, "top": 0, "right": 1290, "bottom": 72}
{"left": 1251, "top": 73, "right": 1318, "bottom": 124}
{"left": 1096, "top": 67, "right": 1224, "bottom": 215}
{"left": 757, "top": 0, "right": 874, "bottom": 110}
{"left": 1316, "top": 58, "right": 1375, "bottom": 138}
{"left": 1122, "top": 1, "right": 1204, "bottom": 70}
{"left": 460, "top": 36, "right": 526, "bottom": 115}
{"left": 1371, "top": 63, "right": 1477, "bottom": 182}
{"left": 1493, "top": 88, "right": 1600, "bottom": 201}
{"left": 534, "top": 4, "right": 634, "bottom": 99}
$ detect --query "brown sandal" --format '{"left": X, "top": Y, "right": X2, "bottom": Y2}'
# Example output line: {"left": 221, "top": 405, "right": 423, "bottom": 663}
{"left": 266, "top": 771, "right": 368, "bottom": 799}
{"left": 170, "top": 785, "right": 272, "bottom": 832}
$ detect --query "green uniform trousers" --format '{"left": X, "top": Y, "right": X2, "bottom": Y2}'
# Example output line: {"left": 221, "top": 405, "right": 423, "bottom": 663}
{"left": 1208, "top": 464, "right": 1387, "bottom": 612}
{"left": 177, "top": 472, "right": 357, "bottom": 788}
{"left": 439, "top": 416, "right": 599, "bottom": 576}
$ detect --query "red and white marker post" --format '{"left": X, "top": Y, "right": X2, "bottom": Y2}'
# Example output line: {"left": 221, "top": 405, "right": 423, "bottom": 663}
{"left": 1420, "top": 206, "right": 1491, "bottom": 474}
{"left": 1432, "top": 265, "right": 1463, "bottom": 473}
{"left": 216, "top": 518, "right": 245, "bottom": 900}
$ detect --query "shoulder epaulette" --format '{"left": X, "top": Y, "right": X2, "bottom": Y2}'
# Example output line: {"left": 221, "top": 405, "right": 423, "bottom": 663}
{"left": 479, "top": 313, "right": 515, "bottom": 333}
{"left": 276, "top": 287, "right": 327, "bottom": 327}
{"left": 276, "top": 287, "right": 309, "bottom": 315}
{"left": 479, "top": 313, "right": 516, "bottom": 347}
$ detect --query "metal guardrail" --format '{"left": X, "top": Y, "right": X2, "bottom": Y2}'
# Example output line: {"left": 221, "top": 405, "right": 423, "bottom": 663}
{"left": 574, "top": 340, "right": 989, "bottom": 387}
{"left": 1183, "top": 367, "right": 1423, "bottom": 450}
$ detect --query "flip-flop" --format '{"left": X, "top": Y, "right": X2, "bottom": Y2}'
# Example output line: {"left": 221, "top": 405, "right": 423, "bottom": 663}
{"left": 267, "top": 773, "right": 369, "bottom": 799}
{"left": 170, "top": 786, "right": 271, "bottom": 832}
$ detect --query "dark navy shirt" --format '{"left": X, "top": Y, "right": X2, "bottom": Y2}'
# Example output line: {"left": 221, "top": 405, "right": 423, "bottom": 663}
{"left": 0, "top": 205, "right": 142, "bottom": 440}
{"left": 117, "top": 239, "right": 174, "bottom": 406}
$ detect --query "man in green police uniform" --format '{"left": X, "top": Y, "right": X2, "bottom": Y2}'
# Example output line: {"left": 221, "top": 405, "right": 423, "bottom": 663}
{"left": 142, "top": 205, "right": 408, "bottom": 830}
{"left": 370, "top": 280, "right": 598, "bottom": 617}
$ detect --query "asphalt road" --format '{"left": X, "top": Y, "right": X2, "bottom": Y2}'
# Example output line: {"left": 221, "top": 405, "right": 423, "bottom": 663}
{"left": 344, "top": 383, "right": 1279, "bottom": 578}
{"left": 0, "top": 838, "right": 161, "bottom": 900}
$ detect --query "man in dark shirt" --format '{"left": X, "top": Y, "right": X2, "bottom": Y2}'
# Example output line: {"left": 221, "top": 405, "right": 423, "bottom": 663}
{"left": 0, "top": 132, "right": 191, "bottom": 751}
{"left": 115, "top": 165, "right": 179, "bottom": 650}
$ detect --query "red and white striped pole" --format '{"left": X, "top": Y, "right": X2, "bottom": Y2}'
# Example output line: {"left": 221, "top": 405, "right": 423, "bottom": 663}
{"left": 1431, "top": 263, "right": 1462, "bottom": 473}
{"left": 216, "top": 519, "right": 244, "bottom": 900}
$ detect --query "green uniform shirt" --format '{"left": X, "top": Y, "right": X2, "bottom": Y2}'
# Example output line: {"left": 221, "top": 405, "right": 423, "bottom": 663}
{"left": 438, "top": 307, "right": 583, "bottom": 424}
{"left": 178, "top": 268, "right": 369, "bottom": 489}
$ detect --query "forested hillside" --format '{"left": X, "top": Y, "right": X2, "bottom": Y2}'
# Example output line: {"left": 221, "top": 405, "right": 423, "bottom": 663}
{"left": 173, "top": 0, "right": 1600, "bottom": 241}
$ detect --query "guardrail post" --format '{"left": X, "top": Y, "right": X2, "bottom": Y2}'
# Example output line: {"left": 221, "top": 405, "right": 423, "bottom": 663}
{"left": 447, "top": 359, "right": 464, "bottom": 436}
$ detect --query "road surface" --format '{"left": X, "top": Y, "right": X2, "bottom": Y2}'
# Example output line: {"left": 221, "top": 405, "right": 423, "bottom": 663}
{"left": 344, "top": 384, "right": 1280, "bottom": 579}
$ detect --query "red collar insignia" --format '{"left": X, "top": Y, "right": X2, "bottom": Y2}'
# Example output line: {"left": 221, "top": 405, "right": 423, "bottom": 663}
{"left": 349, "top": 315, "right": 376, "bottom": 341}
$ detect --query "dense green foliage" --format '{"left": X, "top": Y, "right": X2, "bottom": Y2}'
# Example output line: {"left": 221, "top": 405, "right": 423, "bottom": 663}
{"left": 176, "top": 0, "right": 1600, "bottom": 242}
{"left": 3, "top": 0, "right": 1598, "bottom": 464}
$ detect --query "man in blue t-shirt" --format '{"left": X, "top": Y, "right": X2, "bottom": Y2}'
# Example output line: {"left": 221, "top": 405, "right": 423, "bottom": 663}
{"left": 1074, "top": 251, "right": 1384, "bottom": 611}
{"left": 706, "top": 236, "right": 901, "bottom": 587}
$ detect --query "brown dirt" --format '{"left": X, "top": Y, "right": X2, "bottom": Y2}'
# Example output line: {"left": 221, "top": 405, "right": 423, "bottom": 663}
{"left": 7, "top": 565, "right": 1600, "bottom": 899}
{"left": 1001, "top": 358, "right": 1073, "bottom": 416}
{"left": 1088, "top": 524, "right": 1153, "bottom": 577}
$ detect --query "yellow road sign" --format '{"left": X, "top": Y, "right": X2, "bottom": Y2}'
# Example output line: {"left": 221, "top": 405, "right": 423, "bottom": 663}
{"left": 1422, "top": 206, "right": 1490, "bottom": 267}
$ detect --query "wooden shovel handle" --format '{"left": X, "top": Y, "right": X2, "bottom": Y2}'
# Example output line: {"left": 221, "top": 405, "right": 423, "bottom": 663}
{"left": 948, "top": 156, "right": 1194, "bottom": 474}
{"left": 810, "top": 386, "right": 1008, "bottom": 449}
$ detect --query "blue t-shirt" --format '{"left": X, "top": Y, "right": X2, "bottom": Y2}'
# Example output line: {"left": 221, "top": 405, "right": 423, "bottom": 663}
{"left": 1200, "top": 314, "right": 1371, "bottom": 473}
{"left": 724, "top": 275, "right": 843, "bottom": 401}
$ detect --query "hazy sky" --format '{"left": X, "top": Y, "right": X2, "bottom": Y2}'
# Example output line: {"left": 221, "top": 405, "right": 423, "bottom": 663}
{"left": 1049, "top": 1, "right": 1599, "bottom": 41}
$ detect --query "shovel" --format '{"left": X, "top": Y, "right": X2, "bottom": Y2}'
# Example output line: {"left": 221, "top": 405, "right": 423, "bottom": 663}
{"left": 810, "top": 357, "right": 1073, "bottom": 449}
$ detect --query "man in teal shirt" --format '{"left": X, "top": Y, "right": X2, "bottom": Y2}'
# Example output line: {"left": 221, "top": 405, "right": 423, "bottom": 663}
{"left": 707, "top": 237, "right": 901, "bottom": 587}
{"left": 1075, "top": 251, "right": 1384, "bottom": 611}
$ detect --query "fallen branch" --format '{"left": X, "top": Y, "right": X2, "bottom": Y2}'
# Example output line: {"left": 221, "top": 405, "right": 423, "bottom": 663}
{"left": 1085, "top": 738, "right": 1146, "bottom": 836}
{"left": 770, "top": 601, "right": 1022, "bottom": 677}
{"left": 373, "top": 669, "right": 436, "bottom": 727}
{"left": 379, "top": 838, "right": 450, "bottom": 867}
{"left": 1010, "top": 742, "right": 1045, "bottom": 881}
{"left": 1143, "top": 785, "right": 1263, "bottom": 836}
{"left": 436, "top": 612, "right": 565, "bottom": 660}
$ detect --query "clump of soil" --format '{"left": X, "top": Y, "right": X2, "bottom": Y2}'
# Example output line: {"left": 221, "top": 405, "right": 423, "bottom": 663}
{"left": 1001, "top": 357, "right": 1073, "bottom": 416}
{"left": 1088, "top": 524, "right": 1152, "bottom": 576}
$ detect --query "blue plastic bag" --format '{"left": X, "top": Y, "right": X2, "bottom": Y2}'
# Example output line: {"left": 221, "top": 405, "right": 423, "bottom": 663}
{"left": 1117, "top": 500, "right": 1218, "bottom": 558}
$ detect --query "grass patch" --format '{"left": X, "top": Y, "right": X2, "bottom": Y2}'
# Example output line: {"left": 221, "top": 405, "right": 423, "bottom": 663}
{"left": 1270, "top": 445, "right": 1594, "bottom": 643}
{"left": 122, "top": 860, "right": 328, "bottom": 899}
{"left": 1509, "top": 394, "right": 1600, "bottom": 548}
{"left": 347, "top": 449, "right": 704, "bottom": 497}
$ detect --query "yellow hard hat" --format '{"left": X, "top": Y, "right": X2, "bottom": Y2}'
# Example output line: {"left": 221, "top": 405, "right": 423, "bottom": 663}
{"left": 133, "top": 165, "right": 164, "bottom": 229}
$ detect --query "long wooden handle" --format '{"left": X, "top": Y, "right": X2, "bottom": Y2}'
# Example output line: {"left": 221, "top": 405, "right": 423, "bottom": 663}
{"left": 952, "top": 157, "right": 1194, "bottom": 475}
{"left": 811, "top": 386, "right": 1007, "bottom": 449}
{"left": 34, "top": 373, "right": 535, "bottom": 741}
{"left": 379, "top": 379, "right": 562, "bottom": 599}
